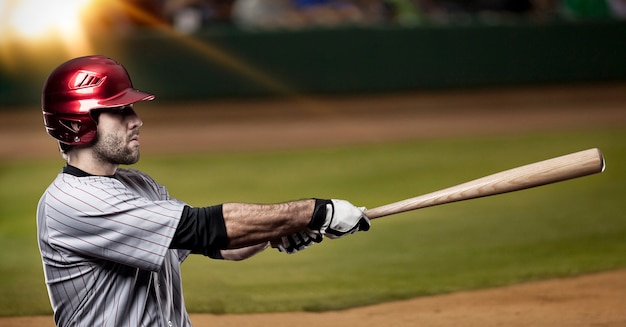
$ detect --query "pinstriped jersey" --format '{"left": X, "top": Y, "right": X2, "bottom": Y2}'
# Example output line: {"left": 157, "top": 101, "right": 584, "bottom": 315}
{"left": 37, "top": 167, "right": 192, "bottom": 327}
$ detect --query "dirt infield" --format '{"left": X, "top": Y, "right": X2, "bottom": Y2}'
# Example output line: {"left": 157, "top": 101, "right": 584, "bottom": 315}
{"left": 3, "top": 269, "right": 626, "bottom": 327}
{"left": 2, "top": 83, "right": 626, "bottom": 326}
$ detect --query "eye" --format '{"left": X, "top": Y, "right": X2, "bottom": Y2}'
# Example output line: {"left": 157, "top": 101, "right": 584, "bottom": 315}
{"left": 118, "top": 106, "right": 133, "bottom": 116}
{"left": 92, "top": 106, "right": 135, "bottom": 120}
{"left": 106, "top": 106, "right": 134, "bottom": 116}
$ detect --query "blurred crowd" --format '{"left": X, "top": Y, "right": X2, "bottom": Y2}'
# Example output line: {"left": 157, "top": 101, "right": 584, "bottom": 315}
{"left": 112, "top": 0, "right": 626, "bottom": 32}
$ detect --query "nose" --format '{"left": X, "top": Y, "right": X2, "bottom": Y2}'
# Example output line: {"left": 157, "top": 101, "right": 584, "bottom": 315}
{"left": 127, "top": 109, "right": 143, "bottom": 128}
{"left": 132, "top": 115, "right": 143, "bottom": 128}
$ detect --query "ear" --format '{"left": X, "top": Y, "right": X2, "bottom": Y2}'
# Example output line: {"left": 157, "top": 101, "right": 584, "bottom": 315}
{"left": 71, "top": 121, "right": 81, "bottom": 132}
{"left": 59, "top": 119, "right": 81, "bottom": 133}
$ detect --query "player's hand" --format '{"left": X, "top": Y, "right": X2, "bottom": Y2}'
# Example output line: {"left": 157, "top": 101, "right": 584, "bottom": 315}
{"left": 309, "top": 199, "right": 371, "bottom": 239}
{"left": 273, "top": 229, "right": 322, "bottom": 254}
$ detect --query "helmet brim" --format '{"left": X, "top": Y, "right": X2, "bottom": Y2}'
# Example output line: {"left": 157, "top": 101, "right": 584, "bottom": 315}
{"left": 99, "top": 88, "right": 155, "bottom": 108}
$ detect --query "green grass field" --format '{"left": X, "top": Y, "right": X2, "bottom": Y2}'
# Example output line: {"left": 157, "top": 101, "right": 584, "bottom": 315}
{"left": 0, "top": 128, "right": 624, "bottom": 316}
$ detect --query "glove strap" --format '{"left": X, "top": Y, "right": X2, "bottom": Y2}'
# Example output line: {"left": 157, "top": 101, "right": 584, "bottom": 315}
{"left": 308, "top": 199, "right": 332, "bottom": 231}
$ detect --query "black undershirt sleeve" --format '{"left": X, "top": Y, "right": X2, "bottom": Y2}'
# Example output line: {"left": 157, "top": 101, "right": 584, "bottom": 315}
{"left": 171, "top": 205, "right": 229, "bottom": 259}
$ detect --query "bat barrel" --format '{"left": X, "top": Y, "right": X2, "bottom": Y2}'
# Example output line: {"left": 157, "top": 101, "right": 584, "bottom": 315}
{"left": 365, "top": 148, "right": 605, "bottom": 220}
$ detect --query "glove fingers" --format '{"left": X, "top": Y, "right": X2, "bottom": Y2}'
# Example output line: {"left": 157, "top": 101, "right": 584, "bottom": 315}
{"left": 358, "top": 217, "right": 371, "bottom": 232}
{"left": 276, "top": 229, "right": 322, "bottom": 254}
{"left": 276, "top": 234, "right": 300, "bottom": 253}
{"left": 305, "top": 229, "right": 323, "bottom": 243}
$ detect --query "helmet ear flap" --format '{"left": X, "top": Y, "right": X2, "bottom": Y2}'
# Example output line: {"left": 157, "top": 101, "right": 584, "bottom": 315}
{"left": 58, "top": 119, "right": 81, "bottom": 134}
{"left": 44, "top": 114, "right": 98, "bottom": 145}
{"left": 58, "top": 119, "right": 85, "bottom": 143}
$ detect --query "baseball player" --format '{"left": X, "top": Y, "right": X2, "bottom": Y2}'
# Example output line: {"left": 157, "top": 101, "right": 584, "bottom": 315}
{"left": 37, "top": 55, "right": 371, "bottom": 327}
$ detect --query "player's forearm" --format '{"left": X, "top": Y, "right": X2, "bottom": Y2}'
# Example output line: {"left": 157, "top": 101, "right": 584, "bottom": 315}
{"left": 220, "top": 242, "right": 270, "bottom": 261}
{"left": 222, "top": 200, "right": 315, "bottom": 248}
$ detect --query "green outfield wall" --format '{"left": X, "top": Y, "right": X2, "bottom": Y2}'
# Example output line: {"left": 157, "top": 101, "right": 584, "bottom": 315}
{"left": 1, "top": 19, "right": 625, "bottom": 106}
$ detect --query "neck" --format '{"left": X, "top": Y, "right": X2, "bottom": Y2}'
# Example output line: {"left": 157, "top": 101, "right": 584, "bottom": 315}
{"left": 66, "top": 148, "right": 118, "bottom": 176}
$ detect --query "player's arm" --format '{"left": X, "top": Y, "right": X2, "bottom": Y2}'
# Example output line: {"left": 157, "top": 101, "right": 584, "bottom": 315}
{"left": 170, "top": 199, "right": 370, "bottom": 259}
{"left": 221, "top": 200, "right": 315, "bottom": 248}
{"left": 219, "top": 242, "right": 270, "bottom": 261}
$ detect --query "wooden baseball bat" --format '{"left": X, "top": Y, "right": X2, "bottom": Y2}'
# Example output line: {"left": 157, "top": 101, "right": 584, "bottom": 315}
{"left": 365, "top": 148, "right": 605, "bottom": 219}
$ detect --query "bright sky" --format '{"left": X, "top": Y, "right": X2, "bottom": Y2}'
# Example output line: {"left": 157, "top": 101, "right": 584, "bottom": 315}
{"left": 0, "top": 0, "right": 103, "bottom": 67}
{"left": 1, "top": 0, "right": 95, "bottom": 39}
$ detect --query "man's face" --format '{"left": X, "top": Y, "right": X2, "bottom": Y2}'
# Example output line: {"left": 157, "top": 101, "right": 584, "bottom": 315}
{"left": 92, "top": 106, "right": 143, "bottom": 165}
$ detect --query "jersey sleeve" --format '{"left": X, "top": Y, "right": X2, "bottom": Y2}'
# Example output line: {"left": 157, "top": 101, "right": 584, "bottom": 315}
{"left": 43, "top": 173, "right": 186, "bottom": 272}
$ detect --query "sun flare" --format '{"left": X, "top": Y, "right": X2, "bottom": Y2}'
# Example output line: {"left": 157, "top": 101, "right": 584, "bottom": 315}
{"left": 0, "top": 0, "right": 98, "bottom": 64}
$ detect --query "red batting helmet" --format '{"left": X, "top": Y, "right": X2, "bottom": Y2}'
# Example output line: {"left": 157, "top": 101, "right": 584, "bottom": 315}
{"left": 42, "top": 55, "right": 155, "bottom": 145}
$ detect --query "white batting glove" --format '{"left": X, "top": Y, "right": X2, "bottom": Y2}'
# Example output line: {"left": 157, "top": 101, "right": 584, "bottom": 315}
{"left": 274, "top": 229, "right": 322, "bottom": 254}
{"left": 309, "top": 199, "right": 370, "bottom": 239}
